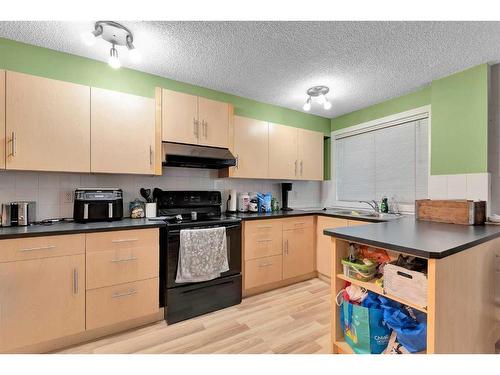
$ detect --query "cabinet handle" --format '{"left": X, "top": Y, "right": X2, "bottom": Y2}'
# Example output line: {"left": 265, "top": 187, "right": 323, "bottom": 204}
{"left": 149, "top": 145, "right": 153, "bottom": 165}
{"left": 111, "top": 238, "right": 139, "bottom": 244}
{"left": 73, "top": 268, "right": 78, "bottom": 294}
{"left": 294, "top": 160, "right": 298, "bottom": 176}
{"left": 202, "top": 120, "right": 208, "bottom": 138}
{"left": 110, "top": 256, "right": 138, "bottom": 263}
{"left": 258, "top": 262, "right": 273, "bottom": 268}
{"left": 9, "top": 131, "right": 16, "bottom": 157}
{"left": 284, "top": 239, "right": 289, "bottom": 255}
{"left": 256, "top": 238, "right": 272, "bottom": 243}
{"left": 300, "top": 160, "right": 303, "bottom": 176}
{"left": 18, "top": 245, "right": 56, "bottom": 252}
{"left": 112, "top": 289, "right": 138, "bottom": 299}
{"left": 257, "top": 225, "right": 272, "bottom": 229}
{"left": 294, "top": 222, "right": 305, "bottom": 225}
{"left": 235, "top": 155, "right": 239, "bottom": 169}
{"left": 193, "top": 118, "right": 199, "bottom": 137}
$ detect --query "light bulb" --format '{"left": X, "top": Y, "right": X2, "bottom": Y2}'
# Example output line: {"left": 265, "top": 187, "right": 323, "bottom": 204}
{"left": 81, "top": 31, "right": 97, "bottom": 46}
{"left": 108, "top": 45, "right": 121, "bottom": 69}
{"left": 303, "top": 98, "right": 312, "bottom": 112}
{"left": 129, "top": 48, "right": 142, "bottom": 63}
{"left": 317, "top": 94, "right": 327, "bottom": 105}
{"left": 323, "top": 100, "right": 332, "bottom": 110}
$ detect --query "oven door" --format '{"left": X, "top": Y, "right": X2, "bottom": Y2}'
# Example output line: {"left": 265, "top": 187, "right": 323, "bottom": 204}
{"left": 164, "top": 223, "right": 241, "bottom": 289}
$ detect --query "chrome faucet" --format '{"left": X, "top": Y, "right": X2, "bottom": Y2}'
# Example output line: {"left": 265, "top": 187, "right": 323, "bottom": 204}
{"left": 359, "top": 200, "right": 380, "bottom": 213}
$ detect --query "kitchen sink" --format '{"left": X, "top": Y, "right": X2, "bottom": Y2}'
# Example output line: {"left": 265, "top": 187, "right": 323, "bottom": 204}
{"left": 331, "top": 209, "right": 379, "bottom": 217}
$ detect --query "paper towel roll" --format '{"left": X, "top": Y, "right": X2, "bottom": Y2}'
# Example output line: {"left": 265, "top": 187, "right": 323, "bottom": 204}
{"left": 228, "top": 189, "right": 237, "bottom": 212}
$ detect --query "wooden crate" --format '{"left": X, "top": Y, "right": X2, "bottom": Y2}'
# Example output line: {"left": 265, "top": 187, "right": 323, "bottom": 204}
{"left": 415, "top": 199, "right": 486, "bottom": 225}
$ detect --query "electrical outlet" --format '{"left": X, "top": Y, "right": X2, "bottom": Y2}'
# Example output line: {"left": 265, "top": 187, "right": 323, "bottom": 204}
{"left": 61, "top": 191, "right": 74, "bottom": 204}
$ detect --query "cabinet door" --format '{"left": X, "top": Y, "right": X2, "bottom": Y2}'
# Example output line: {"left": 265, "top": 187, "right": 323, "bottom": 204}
{"left": 283, "top": 226, "right": 314, "bottom": 279}
{"left": 298, "top": 128, "right": 324, "bottom": 180}
{"left": 0, "top": 254, "right": 85, "bottom": 352}
{"left": 198, "top": 97, "right": 229, "bottom": 148}
{"left": 5, "top": 71, "right": 90, "bottom": 172}
{"left": 316, "top": 216, "right": 348, "bottom": 277}
{"left": 91, "top": 88, "right": 156, "bottom": 174}
{"left": 162, "top": 89, "right": 199, "bottom": 145}
{"left": 232, "top": 116, "right": 268, "bottom": 178}
{"left": 268, "top": 123, "right": 298, "bottom": 179}
{"left": 0, "top": 70, "right": 5, "bottom": 170}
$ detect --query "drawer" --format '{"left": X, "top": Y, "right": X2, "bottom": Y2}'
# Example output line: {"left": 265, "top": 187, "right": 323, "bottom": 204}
{"left": 282, "top": 216, "right": 314, "bottom": 231}
{"left": 244, "top": 255, "right": 283, "bottom": 290}
{"left": 86, "top": 243, "right": 159, "bottom": 290}
{"left": 0, "top": 234, "right": 85, "bottom": 263}
{"left": 86, "top": 278, "right": 159, "bottom": 330}
{"left": 347, "top": 220, "right": 370, "bottom": 227}
{"left": 86, "top": 228, "right": 159, "bottom": 253}
{"left": 244, "top": 219, "right": 283, "bottom": 260}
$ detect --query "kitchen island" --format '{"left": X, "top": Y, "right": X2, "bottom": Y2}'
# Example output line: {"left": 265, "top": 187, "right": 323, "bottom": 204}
{"left": 324, "top": 217, "right": 500, "bottom": 354}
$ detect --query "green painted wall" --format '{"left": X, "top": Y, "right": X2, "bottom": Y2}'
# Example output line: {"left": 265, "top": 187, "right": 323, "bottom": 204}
{"left": 331, "top": 87, "right": 431, "bottom": 131}
{"left": 0, "top": 37, "right": 330, "bottom": 135}
{"left": 330, "top": 64, "right": 489, "bottom": 175}
{"left": 430, "top": 64, "right": 489, "bottom": 174}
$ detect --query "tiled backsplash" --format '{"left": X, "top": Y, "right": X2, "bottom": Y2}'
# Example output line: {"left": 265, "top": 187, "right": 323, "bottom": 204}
{"left": 0, "top": 168, "right": 323, "bottom": 221}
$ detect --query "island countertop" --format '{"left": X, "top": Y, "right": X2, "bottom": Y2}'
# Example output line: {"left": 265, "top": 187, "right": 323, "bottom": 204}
{"left": 323, "top": 216, "right": 500, "bottom": 259}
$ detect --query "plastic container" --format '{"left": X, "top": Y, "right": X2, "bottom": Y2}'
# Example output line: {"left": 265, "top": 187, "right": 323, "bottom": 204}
{"left": 341, "top": 258, "right": 378, "bottom": 282}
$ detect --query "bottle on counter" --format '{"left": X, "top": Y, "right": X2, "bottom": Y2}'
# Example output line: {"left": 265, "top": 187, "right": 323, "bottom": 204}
{"left": 380, "top": 197, "right": 389, "bottom": 214}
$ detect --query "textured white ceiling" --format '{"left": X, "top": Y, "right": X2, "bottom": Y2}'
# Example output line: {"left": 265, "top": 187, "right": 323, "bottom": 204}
{"left": 1, "top": 21, "right": 500, "bottom": 118}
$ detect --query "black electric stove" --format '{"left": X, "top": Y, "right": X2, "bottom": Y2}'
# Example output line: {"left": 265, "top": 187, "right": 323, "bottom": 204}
{"left": 154, "top": 189, "right": 242, "bottom": 324}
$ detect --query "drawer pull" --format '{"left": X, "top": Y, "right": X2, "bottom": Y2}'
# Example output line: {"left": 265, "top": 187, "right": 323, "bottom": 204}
{"left": 256, "top": 238, "right": 272, "bottom": 243}
{"left": 257, "top": 225, "right": 272, "bottom": 229}
{"left": 112, "top": 289, "right": 138, "bottom": 299}
{"left": 111, "top": 238, "right": 139, "bottom": 244}
{"left": 110, "top": 256, "right": 138, "bottom": 263}
{"left": 258, "top": 262, "right": 274, "bottom": 268}
{"left": 18, "top": 245, "right": 56, "bottom": 252}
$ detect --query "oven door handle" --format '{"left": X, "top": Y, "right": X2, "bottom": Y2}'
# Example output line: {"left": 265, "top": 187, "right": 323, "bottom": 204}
{"left": 168, "top": 224, "right": 241, "bottom": 236}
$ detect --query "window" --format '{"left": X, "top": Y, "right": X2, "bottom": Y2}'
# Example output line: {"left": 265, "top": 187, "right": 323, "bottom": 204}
{"left": 334, "top": 117, "right": 428, "bottom": 204}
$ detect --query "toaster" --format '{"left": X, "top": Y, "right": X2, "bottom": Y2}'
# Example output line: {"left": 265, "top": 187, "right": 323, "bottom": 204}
{"left": 73, "top": 188, "right": 123, "bottom": 223}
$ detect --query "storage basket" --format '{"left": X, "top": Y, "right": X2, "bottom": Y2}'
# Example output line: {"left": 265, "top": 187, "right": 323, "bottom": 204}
{"left": 383, "top": 262, "right": 428, "bottom": 308}
{"left": 341, "top": 258, "right": 377, "bottom": 282}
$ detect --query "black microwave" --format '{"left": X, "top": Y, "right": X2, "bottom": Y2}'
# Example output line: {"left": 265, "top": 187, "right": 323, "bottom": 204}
{"left": 73, "top": 188, "right": 123, "bottom": 223}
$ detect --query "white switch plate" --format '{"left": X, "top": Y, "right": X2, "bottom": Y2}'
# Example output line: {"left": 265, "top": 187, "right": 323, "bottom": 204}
{"left": 61, "top": 191, "right": 74, "bottom": 204}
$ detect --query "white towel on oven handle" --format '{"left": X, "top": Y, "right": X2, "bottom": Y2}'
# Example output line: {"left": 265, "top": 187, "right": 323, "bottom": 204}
{"left": 175, "top": 226, "right": 229, "bottom": 283}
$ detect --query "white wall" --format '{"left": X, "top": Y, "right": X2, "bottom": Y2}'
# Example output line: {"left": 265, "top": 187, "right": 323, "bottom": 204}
{"left": 0, "top": 168, "right": 322, "bottom": 221}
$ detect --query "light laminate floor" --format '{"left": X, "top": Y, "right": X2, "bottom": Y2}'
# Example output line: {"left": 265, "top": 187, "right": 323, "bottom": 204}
{"left": 58, "top": 278, "right": 331, "bottom": 354}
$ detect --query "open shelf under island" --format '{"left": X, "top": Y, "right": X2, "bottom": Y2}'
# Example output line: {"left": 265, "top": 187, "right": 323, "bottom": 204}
{"left": 324, "top": 217, "right": 500, "bottom": 354}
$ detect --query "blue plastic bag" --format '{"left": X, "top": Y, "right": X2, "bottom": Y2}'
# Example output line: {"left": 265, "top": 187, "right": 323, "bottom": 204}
{"left": 340, "top": 296, "right": 391, "bottom": 354}
{"left": 257, "top": 192, "right": 272, "bottom": 213}
{"left": 379, "top": 297, "right": 427, "bottom": 353}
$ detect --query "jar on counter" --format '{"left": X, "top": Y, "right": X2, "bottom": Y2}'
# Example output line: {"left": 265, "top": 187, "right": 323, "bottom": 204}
{"left": 129, "top": 199, "right": 145, "bottom": 219}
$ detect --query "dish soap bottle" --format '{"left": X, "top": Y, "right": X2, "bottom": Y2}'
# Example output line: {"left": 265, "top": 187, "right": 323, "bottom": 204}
{"left": 380, "top": 197, "right": 389, "bottom": 213}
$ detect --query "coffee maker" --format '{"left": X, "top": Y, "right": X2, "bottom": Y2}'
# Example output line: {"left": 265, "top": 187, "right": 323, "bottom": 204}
{"left": 281, "top": 183, "right": 293, "bottom": 211}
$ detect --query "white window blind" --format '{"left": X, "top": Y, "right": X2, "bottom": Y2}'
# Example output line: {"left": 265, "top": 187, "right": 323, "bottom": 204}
{"left": 335, "top": 118, "right": 428, "bottom": 204}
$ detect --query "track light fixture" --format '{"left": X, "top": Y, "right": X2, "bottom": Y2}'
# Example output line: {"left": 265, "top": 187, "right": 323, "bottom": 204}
{"left": 303, "top": 86, "right": 332, "bottom": 111}
{"left": 81, "top": 21, "right": 141, "bottom": 69}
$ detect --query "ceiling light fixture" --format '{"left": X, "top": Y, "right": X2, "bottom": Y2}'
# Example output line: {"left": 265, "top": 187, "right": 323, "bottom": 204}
{"left": 303, "top": 86, "right": 332, "bottom": 111}
{"left": 81, "top": 21, "right": 141, "bottom": 69}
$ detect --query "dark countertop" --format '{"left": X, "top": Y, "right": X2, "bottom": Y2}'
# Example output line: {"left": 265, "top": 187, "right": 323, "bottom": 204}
{"left": 0, "top": 218, "right": 165, "bottom": 240}
{"left": 323, "top": 216, "right": 500, "bottom": 259}
{"left": 229, "top": 209, "right": 388, "bottom": 223}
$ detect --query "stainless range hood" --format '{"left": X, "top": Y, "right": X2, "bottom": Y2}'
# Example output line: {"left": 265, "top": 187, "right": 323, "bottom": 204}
{"left": 162, "top": 142, "right": 236, "bottom": 169}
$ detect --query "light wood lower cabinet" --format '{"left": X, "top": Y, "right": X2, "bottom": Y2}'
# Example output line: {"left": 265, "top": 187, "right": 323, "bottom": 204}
{"left": 283, "top": 226, "right": 315, "bottom": 279}
{"left": 5, "top": 71, "right": 91, "bottom": 172}
{"left": 0, "top": 252, "right": 85, "bottom": 352}
{"left": 86, "top": 278, "right": 159, "bottom": 330}
{"left": 316, "top": 217, "right": 348, "bottom": 277}
{"left": 90, "top": 88, "right": 157, "bottom": 175}
{"left": 244, "top": 255, "right": 283, "bottom": 290}
{"left": 243, "top": 219, "right": 282, "bottom": 260}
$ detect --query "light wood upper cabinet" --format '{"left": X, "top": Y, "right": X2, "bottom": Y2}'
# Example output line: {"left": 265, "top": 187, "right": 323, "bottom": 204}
{"left": 0, "top": 253, "right": 85, "bottom": 352}
{"left": 198, "top": 97, "right": 229, "bottom": 148}
{"left": 91, "top": 88, "right": 156, "bottom": 175}
{"left": 161, "top": 88, "right": 230, "bottom": 148}
{"left": 0, "top": 70, "right": 5, "bottom": 170}
{"left": 298, "top": 128, "right": 324, "bottom": 180}
{"left": 268, "top": 122, "right": 298, "bottom": 179}
{"left": 5, "top": 71, "right": 90, "bottom": 172}
{"left": 283, "top": 226, "right": 315, "bottom": 279}
{"left": 161, "top": 89, "right": 199, "bottom": 145}
{"left": 232, "top": 116, "right": 269, "bottom": 178}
